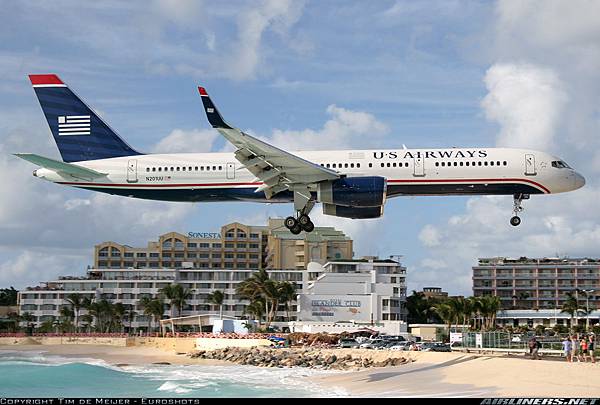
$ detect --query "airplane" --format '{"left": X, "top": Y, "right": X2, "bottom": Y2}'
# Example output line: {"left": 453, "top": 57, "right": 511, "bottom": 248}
{"left": 17, "top": 74, "right": 585, "bottom": 234}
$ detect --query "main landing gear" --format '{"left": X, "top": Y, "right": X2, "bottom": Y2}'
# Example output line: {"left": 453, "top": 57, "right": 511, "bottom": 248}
{"left": 285, "top": 187, "right": 316, "bottom": 234}
{"left": 510, "top": 193, "right": 529, "bottom": 227}
{"left": 284, "top": 213, "right": 315, "bottom": 235}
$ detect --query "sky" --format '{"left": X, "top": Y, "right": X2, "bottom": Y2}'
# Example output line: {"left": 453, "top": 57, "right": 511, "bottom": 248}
{"left": 1, "top": 0, "right": 600, "bottom": 295}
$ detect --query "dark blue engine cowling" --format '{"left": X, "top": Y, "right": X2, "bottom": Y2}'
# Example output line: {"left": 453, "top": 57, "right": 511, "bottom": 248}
{"left": 318, "top": 176, "right": 387, "bottom": 207}
{"left": 322, "top": 204, "right": 384, "bottom": 219}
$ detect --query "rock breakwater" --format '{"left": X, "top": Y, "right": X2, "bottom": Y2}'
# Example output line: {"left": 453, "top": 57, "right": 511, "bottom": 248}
{"left": 189, "top": 347, "right": 412, "bottom": 370}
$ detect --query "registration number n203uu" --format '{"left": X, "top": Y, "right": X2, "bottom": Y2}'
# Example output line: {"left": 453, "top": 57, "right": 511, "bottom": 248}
{"left": 145, "top": 176, "right": 164, "bottom": 181}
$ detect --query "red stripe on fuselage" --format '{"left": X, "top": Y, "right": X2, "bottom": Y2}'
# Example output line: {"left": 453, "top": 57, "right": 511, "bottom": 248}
{"left": 57, "top": 177, "right": 550, "bottom": 193}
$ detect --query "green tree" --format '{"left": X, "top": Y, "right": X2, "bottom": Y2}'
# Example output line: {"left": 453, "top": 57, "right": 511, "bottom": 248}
{"left": 65, "top": 294, "right": 84, "bottom": 332}
{"left": 159, "top": 284, "right": 192, "bottom": 318}
{"left": 208, "top": 290, "right": 225, "bottom": 319}
{"left": 236, "top": 269, "right": 281, "bottom": 328}
{"left": 6, "top": 312, "right": 20, "bottom": 332}
{"left": 431, "top": 303, "right": 455, "bottom": 339}
{"left": 139, "top": 297, "right": 164, "bottom": 332}
{"left": 0, "top": 287, "right": 18, "bottom": 306}
{"left": 276, "top": 281, "right": 297, "bottom": 321}
{"left": 562, "top": 292, "right": 584, "bottom": 330}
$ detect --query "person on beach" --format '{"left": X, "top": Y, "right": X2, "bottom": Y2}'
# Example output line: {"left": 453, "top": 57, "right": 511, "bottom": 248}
{"left": 562, "top": 336, "right": 572, "bottom": 362}
{"left": 588, "top": 335, "right": 596, "bottom": 363}
{"left": 571, "top": 335, "right": 582, "bottom": 362}
{"left": 529, "top": 337, "right": 540, "bottom": 360}
{"left": 580, "top": 336, "right": 589, "bottom": 363}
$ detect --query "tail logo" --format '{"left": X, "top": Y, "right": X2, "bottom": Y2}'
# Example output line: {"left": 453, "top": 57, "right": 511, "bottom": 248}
{"left": 58, "top": 115, "right": 91, "bottom": 136}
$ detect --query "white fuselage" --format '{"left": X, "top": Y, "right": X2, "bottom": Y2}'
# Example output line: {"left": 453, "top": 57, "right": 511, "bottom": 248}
{"left": 33, "top": 147, "right": 585, "bottom": 202}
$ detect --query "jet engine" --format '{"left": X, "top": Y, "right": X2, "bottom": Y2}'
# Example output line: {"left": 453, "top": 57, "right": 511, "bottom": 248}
{"left": 317, "top": 176, "right": 387, "bottom": 207}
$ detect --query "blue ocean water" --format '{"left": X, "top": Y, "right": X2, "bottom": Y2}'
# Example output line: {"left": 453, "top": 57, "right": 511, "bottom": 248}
{"left": 0, "top": 350, "right": 347, "bottom": 397}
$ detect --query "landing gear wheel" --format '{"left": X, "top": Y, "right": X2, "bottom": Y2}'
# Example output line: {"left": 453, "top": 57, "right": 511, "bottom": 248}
{"left": 284, "top": 216, "right": 298, "bottom": 230}
{"left": 290, "top": 224, "right": 302, "bottom": 235}
{"left": 510, "top": 216, "right": 521, "bottom": 227}
{"left": 298, "top": 214, "right": 311, "bottom": 226}
{"left": 301, "top": 221, "right": 315, "bottom": 233}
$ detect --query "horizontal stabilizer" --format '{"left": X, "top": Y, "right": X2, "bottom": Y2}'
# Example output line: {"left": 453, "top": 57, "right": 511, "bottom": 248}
{"left": 14, "top": 153, "right": 107, "bottom": 179}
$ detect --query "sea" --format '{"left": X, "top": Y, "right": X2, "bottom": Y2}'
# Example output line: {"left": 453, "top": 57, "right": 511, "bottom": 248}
{"left": 0, "top": 350, "right": 348, "bottom": 397}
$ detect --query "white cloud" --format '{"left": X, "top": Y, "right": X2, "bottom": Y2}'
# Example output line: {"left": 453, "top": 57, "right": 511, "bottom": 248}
{"left": 261, "top": 104, "right": 389, "bottom": 151}
{"left": 418, "top": 224, "right": 441, "bottom": 247}
{"left": 482, "top": 63, "right": 567, "bottom": 151}
{"left": 152, "top": 128, "right": 219, "bottom": 153}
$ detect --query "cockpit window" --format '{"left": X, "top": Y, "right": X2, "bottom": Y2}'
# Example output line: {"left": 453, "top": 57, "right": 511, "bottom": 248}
{"left": 551, "top": 161, "right": 571, "bottom": 169}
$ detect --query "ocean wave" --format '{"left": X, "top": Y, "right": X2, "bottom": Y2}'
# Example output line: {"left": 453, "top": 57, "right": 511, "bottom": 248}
{"left": 0, "top": 350, "right": 122, "bottom": 371}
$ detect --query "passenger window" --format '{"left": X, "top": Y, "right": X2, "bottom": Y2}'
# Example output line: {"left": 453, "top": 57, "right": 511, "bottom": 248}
{"left": 484, "top": 161, "right": 488, "bottom": 166}
{"left": 435, "top": 162, "right": 439, "bottom": 167}
{"left": 357, "top": 163, "right": 361, "bottom": 168}
{"left": 453, "top": 162, "right": 457, "bottom": 167}
{"left": 496, "top": 161, "right": 500, "bottom": 166}
{"left": 350, "top": 163, "right": 354, "bottom": 168}
{"left": 213, "top": 166, "right": 217, "bottom": 170}
{"left": 405, "top": 162, "right": 409, "bottom": 168}
{"left": 387, "top": 163, "right": 391, "bottom": 168}
{"left": 182, "top": 167, "right": 186, "bottom": 171}
{"left": 392, "top": 162, "right": 397, "bottom": 168}
{"left": 195, "top": 167, "right": 198, "bottom": 171}
{"left": 177, "top": 167, "right": 180, "bottom": 171}
{"left": 460, "top": 162, "right": 464, "bottom": 166}
{"left": 503, "top": 161, "right": 507, "bottom": 166}
{"left": 369, "top": 163, "right": 372, "bottom": 168}
{"left": 478, "top": 162, "right": 482, "bottom": 166}
{"left": 332, "top": 163, "right": 336, "bottom": 168}
{"left": 344, "top": 163, "right": 349, "bottom": 168}
{"left": 200, "top": 166, "right": 204, "bottom": 171}
{"left": 146, "top": 168, "right": 150, "bottom": 172}
{"left": 490, "top": 161, "right": 494, "bottom": 166}
{"left": 171, "top": 167, "right": 174, "bottom": 171}
{"left": 326, "top": 164, "right": 330, "bottom": 168}
{"left": 152, "top": 167, "right": 156, "bottom": 172}
{"left": 158, "top": 167, "right": 162, "bottom": 172}
{"left": 380, "top": 163, "right": 385, "bottom": 168}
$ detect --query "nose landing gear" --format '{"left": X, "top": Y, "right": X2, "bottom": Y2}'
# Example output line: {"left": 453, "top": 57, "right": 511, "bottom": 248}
{"left": 510, "top": 193, "right": 529, "bottom": 226}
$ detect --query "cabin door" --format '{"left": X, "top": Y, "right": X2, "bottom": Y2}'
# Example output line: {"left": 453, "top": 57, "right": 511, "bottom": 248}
{"left": 127, "top": 159, "right": 138, "bottom": 183}
{"left": 524, "top": 154, "right": 537, "bottom": 176}
{"left": 226, "top": 162, "right": 236, "bottom": 179}
{"left": 413, "top": 157, "right": 425, "bottom": 177}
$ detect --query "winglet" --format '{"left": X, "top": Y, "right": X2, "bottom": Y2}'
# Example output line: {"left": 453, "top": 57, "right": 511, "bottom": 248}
{"left": 198, "top": 86, "right": 233, "bottom": 129}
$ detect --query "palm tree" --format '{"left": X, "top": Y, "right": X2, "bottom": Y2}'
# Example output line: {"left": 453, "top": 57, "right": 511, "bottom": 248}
{"left": 65, "top": 294, "right": 84, "bottom": 332}
{"left": 208, "top": 290, "right": 225, "bottom": 319}
{"left": 243, "top": 299, "right": 265, "bottom": 329}
{"left": 113, "top": 303, "right": 126, "bottom": 333}
{"left": 7, "top": 312, "right": 20, "bottom": 332}
{"left": 562, "top": 292, "right": 583, "bottom": 330}
{"left": 80, "top": 314, "right": 94, "bottom": 332}
{"left": 276, "top": 281, "right": 297, "bottom": 321}
{"left": 139, "top": 297, "right": 164, "bottom": 332}
{"left": 59, "top": 306, "right": 75, "bottom": 332}
{"left": 159, "top": 284, "right": 192, "bottom": 318}
{"left": 431, "top": 303, "right": 455, "bottom": 339}
{"left": 236, "top": 269, "right": 281, "bottom": 328}
{"left": 20, "top": 312, "right": 35, "bottom": 334}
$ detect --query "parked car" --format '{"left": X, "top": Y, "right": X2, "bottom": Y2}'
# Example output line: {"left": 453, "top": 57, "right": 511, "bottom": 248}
{"left": 359, "top": 339, "right": 385, "bottom": 349}
{"left": 338, "top": 338, "right": 360, "bottom": 348}
{"left": 389, "top": 341, "right": 414, "bottom": 351}
{"left": 419, "top": 342, "right": 451, "bottom": 352}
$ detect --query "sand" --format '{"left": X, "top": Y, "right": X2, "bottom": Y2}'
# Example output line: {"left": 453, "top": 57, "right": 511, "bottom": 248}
{"left": 4, "top": 344, "right": 600, "bottom": 396}
{"left": 312, "top": 351, "right": 600, "bottom": 397}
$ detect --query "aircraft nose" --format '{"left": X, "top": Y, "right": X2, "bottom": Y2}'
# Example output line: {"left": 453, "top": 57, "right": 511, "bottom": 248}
{"left": 573, "top": 172, "right": 586, "bottom": 190}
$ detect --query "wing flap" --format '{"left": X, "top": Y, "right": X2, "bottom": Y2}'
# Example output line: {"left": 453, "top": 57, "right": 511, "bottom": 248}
{"left": 15, "top": 153, "right": 107, "bottom": 179}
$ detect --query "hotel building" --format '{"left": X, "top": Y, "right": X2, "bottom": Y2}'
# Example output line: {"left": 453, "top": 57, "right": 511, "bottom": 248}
{"left": 16, "top": 219, "right": 365, "bottom": 329}
{"left": 94, "top": 218, "right": 352, "bottom": 271}
{"left": 473, "top": 257, "right": 600, "bottom": 311}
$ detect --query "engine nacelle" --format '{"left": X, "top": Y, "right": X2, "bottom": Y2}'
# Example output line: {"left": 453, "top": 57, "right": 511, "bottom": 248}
{"left": 317, "top": 176, "right": 387, "bottom": 207}
{"left": 322, "top": 204, "right": 384, "bottom": 219}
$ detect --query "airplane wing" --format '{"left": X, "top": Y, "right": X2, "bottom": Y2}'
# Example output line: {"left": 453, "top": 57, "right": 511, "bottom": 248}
{"left": 198, "top": 87, "right": 339, "bottom": 199}
{"left": 14, "top": 153, "right": 107, "bottom": 179}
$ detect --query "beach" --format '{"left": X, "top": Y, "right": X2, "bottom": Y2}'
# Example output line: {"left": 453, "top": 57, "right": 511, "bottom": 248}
{"left": 4, "top": 343, "right": 600, "bottom": 397}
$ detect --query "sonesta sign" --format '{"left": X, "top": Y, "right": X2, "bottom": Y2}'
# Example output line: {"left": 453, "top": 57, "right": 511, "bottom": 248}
{"left": 187, "top": 232, "right": 221, "bottom": 239}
